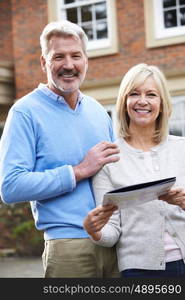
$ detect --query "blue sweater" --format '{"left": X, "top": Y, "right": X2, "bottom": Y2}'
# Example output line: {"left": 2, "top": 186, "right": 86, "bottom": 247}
{"left": 0, "top": 85, "right": 114, "bottom": 240}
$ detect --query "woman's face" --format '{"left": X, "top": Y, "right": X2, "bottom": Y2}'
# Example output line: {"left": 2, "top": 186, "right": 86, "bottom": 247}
{"left": 126, "top": 76, "right": 161, "bottom": 130}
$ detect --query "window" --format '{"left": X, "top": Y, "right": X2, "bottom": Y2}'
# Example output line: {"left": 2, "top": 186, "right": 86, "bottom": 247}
{"left": 48, "top": 0, "right": 118, "bottom": 57}
{"left": 169, "top": 95, "right": 185, "bottom": 136}
{"left": 60, "top": 0, "right": 108, "bottom": 46}
{"left": 104, "top": 104, "right": 117, "bottom": 136}
{"left": 144, "top": 0, "right": 185, "bottom": 47}
{"left": 154, "top": 0, "right": 185, "bottom": 39}
{"left": 0, "top": 122, "right": 4, "bottom": 138}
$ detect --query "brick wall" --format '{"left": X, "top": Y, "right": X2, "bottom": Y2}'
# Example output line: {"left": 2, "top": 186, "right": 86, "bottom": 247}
{"left": 0, "top": 0, "right": 13, "bottom": 62}
{"left": 86, "top": 0, "right": 185, "bottom": 82}
{"left": 11, "top": 0, "right": 47, "bottom": 99}
{"left": 1, "top": 0, "right": 185, "bottom": 99}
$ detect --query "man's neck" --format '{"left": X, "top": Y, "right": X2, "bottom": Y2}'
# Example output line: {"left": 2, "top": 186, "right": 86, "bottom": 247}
{"left": 47, "top": 84, "right": 79, "bottom": 110}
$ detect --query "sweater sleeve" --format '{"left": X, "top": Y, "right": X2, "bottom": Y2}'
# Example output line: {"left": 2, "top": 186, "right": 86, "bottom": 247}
{"left": 0, "top": 109, "right": 75, "bottom": 204}
{"left": 91, "top": 167, "right": 121, "bottom": 247}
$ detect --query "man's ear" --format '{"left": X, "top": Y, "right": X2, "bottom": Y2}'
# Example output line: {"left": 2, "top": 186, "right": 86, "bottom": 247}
{"left": 40, "top": 55, "right": 46, "bottom": 73}
{"left": 85, "top": 56, "right": 88, "bottom": 72}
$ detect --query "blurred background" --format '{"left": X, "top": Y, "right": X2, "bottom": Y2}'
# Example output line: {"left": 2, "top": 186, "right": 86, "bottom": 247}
{"left": 0, "top": 0, "right": 185, "bottom": 260}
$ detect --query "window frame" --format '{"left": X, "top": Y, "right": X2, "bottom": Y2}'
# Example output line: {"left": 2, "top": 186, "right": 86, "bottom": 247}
{"left": 169, "top": 95, "right": 185, "bottom": 136}
{"left": 104, "top": 104, "right": 117, "bottom": 136}
{"left": 47, "top": 0, "right": 118, "bottom": 57}
{"left": 144, "top": 0, "right": 185, "bottom": 48}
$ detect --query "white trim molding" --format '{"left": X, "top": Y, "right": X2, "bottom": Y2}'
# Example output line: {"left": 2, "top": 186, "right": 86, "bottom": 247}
{"left": 0, "top": 61, "right": 15, "bottom": 105}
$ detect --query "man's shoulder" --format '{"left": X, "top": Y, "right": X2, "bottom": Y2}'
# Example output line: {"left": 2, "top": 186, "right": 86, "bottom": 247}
{"left": 82, "top": 93, "right": 107, "bottom": 111}
{"left": 12, "top": 88, "right": 42, "bottom": 112}
{"left": 82, "top": 92, "right": 100, "bottom": 104}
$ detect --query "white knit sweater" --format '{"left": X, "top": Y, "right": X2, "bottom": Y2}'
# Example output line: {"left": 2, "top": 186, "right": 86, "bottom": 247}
{"left": 92, "top": 135, "right": 185, "bottom": 272}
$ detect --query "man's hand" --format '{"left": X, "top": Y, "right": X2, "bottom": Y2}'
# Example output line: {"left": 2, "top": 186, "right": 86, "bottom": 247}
{"left": 159, "top": 187, "right": 185, "bottom": 210}
{"left": 83, "top": 204, "right": 117, "bottom": 241}
{"left": 73, "top": 141, "right": 120, "bottom": 181}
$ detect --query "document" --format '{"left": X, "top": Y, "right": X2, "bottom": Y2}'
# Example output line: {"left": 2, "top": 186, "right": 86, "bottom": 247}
{"left": 103, "top": 177, "right": 176, "bottom": 209}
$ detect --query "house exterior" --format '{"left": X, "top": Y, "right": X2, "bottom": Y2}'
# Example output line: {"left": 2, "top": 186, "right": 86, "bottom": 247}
{"left": 0, "top": 0, "right": 185, "bottom": 136}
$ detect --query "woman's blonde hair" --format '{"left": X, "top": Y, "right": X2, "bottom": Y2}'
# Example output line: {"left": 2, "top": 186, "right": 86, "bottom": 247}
{"left": 116, "top": 63, "right": 172, "bottom": 143}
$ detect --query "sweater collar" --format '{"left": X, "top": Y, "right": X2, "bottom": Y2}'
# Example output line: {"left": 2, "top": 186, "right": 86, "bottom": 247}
{"left": 117, "top": 137, "right": 168, "bottom": 154}
{"left": 38, "top": 83, "right": 84, "bottom": 110}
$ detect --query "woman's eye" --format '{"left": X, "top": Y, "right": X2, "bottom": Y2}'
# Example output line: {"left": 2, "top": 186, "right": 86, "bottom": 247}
{"left": 129, "top": 92, "right": 139, "bottom": 96}
{"left": 148, "top": 93, "right": 157, "bottom": 97}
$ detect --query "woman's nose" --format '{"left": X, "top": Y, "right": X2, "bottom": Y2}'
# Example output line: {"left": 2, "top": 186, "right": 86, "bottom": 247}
{"left": 137, "top": 95, "right": 148, "bottom": 104}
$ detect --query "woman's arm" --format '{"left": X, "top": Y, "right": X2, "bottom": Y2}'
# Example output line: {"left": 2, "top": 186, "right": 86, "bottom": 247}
{"left": 159, "top": 187, "right": 185, "bottom": 210}
{"left": 83, "top": 165, "right": 121, "bottom": 246}
{"left": 83, "top": 204, "right": 118, "bottom": 241}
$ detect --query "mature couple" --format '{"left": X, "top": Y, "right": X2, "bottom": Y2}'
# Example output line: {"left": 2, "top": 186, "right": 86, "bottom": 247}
{"left": 1, "top": 21, "right": 185, "bottom": 278}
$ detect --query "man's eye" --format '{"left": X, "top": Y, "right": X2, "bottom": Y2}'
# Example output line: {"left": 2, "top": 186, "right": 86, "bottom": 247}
{"left": 54, "top": 56, "right": 63, "bottom": 60}
{"left": 73, "top": 54, "right": 81, "bottom": 58}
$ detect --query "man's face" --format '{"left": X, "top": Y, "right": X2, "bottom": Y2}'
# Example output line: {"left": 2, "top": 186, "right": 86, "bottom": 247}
{"left": 41, "top": 35, "right": 88, "bottom": 98}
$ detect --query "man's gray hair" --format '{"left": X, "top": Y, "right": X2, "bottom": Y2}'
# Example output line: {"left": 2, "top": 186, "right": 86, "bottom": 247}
{"left": 40, "top": 20, "right": 88, "bottom": 57}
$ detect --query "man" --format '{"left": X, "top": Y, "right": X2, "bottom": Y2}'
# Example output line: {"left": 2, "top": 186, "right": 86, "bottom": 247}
{"left": 0, "top": 21, "right": 119, "bottom": 277}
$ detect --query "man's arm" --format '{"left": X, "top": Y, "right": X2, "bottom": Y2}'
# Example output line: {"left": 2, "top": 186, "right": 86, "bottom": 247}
{"left": 73, "top": 141, "right": 120, "bottom": 182}
{"left": 0, "top": 109, "right": 119, "bottom": 204}
{"left": 0, "top": 109, "right": 76, "bottom": 203}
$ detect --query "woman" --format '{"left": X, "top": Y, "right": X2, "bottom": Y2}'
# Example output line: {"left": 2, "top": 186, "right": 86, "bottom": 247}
{"left": 84, "top": 63, "right": 185, "bottom": 277}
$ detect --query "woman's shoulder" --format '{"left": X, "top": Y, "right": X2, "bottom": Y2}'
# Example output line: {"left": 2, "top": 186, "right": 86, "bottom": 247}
{"left": 167, "top": 134, "right": 185, "bottom": 143}
{"left": 114, "top": 137, "right": 126, "bottom": 147}
{"left": 165, "top": 135, "right": 185, "bottom": 153}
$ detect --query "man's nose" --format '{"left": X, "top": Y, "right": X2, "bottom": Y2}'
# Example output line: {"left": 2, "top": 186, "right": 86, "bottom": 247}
{"left": 63, "top": 57, "right": 74, "bottom": 69}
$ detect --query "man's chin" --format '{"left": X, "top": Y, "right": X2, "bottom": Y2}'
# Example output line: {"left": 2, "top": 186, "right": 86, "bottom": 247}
{"left": 54, "top": 85, "right": 78, "bottom": 96}
{"left": 58, "top": 88, "right": 77, "bottom": 94}
{"left": 58, "top": 82, "right": 80, "bottom": 91}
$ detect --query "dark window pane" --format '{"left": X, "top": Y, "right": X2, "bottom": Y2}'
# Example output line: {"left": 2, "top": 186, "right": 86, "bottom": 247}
{"left": 0, "top": 127, "right": 3, "bottom": 137}
{"left": 164, "top": 9, "right": 177, "bottom": 27}
{"left": 180, "top": 0, "right": 185, "bottom": 5}
{"left": 66, "top": 8, "right": 77, "bottom": 23}
{"left": 96, "top": 21, "right": 108, "bottom": 39}
{"left": 81, "top": 5, "right": 92, "bottom": 22}
{"left": 82, "top": 23, "right": 93, "bottom": 40}
{"left": 64, "top": 0, "right": 75, "bottom": 4}
{"left": 163, "top": 0, "right": 176, "bottom": 8}
{"left": 169, "top": 128, "right": 182, "bottom": 136}
{"left": 180, "top": 8, "right": 185, "bottom": 25}
{"left": 107, "top": 111, "right": 112, "bottom": 118}
{"left": 95, "top": 2, "right": 107, "bottom": 20}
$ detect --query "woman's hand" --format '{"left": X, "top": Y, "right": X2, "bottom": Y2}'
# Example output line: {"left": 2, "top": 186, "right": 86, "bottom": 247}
{"left": 159, "top": 187, "right": 185, "bottom": 210}
{"left": 83, "top": 204, "right": 118, "bottom": 241}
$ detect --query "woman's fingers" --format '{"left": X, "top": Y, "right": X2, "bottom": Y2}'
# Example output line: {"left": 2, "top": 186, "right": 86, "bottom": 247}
{"left": 159, "top": 187, "right": 185, "bottom": 210}
{"left": 83, "top": 204, "right": 117, "bottom": 234}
